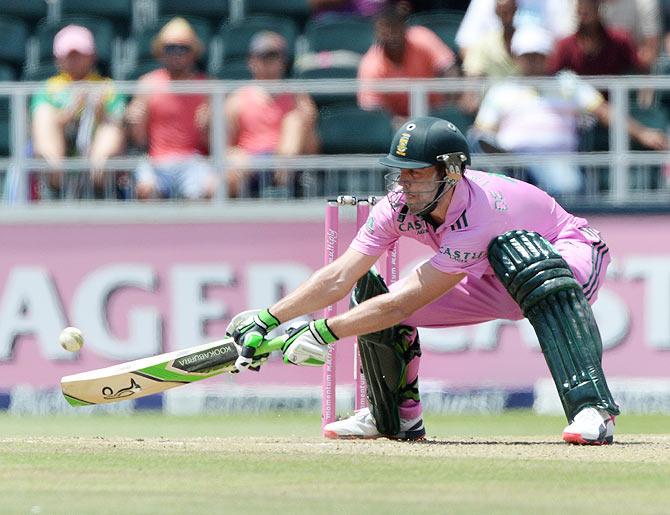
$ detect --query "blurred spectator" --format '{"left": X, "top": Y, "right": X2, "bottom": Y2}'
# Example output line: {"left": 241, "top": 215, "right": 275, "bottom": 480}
{"left": 598, "top": 0, "right": 661, "bottom": 71}
{"left": 357, "top": 5, "right": 457, "bottom": 120}
{"left": 463, "top": 0, "right": 519, "bottom": 79}
{"left": 31, "top": 25, "right": 126, "bottom": 198}
{"left": 471, "top": 25, "right": 667, "bottom": 195}
{"left": 224, "top": 32, "right": 319, "bottom": 198}
{"left": 126, "top": 18, "right": 215, "bottom": 200}
{"left": 456, "top": 0, "right": 573, "bottom": 59}
{"left": 548, "top": 0, "right": 643, "bottom": 76}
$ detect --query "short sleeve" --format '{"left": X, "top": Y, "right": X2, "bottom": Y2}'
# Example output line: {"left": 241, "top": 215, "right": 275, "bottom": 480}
{"left": 615, "top": 30, "right": 643, "bottom": 72}
{"left": 410, "top": 26, "right": 456, "bottom": 73}
{"left": 462, "top": 40, "right": 486, "bottom": 77}
{"left": 103, "top": 90, "right": 127, "bottom": 121}
{"left": 430, "top": 231, "right": 491, "bottom": 278}
{"left": 558, "top": 72, "right": 604, "bottom": 113}
{"left": 30, "top": 87, "right": 50, "bottom": 113}
{"left": 349, "top": 200, "right": 398, "bottom": 257}
{"left": 546, "top": 38, "right": 571, "bottom": 75}
{"left": 455, "top": 0, "right": 498, "bottom": 51}
{"left": 30, "top": 77, "right": 62, "bottom": 113}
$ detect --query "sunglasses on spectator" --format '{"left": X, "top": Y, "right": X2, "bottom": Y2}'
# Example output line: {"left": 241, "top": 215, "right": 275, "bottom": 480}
{"left": 164, "top": 44, "right": 192, "bottom": 55}
{"left": 253, "top": 51, "right": 284, "bottom": 61}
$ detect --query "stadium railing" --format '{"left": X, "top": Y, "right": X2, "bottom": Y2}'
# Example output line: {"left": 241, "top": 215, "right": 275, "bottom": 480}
{"left": 0, "top": 76, "right": 669, "bottom": 208}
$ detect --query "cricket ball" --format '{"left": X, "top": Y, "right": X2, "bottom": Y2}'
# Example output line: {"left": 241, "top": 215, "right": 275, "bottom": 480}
{"left": 59, "top": 327, "right": 84, "bottom": 352}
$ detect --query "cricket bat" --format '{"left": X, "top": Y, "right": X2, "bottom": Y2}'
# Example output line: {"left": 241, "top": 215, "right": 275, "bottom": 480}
{"left": 61, "top": 336, "right": 286, "bottom": 407}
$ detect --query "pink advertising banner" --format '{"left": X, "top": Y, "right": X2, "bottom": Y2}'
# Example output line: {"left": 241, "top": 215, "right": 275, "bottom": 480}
{"left": 0, "top": 214, "right": 668, "bottom": 392}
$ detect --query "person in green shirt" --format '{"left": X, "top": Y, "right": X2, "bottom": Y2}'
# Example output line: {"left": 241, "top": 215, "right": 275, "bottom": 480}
{"left": 31, "top": 25, "right": 126, "bottom": 198}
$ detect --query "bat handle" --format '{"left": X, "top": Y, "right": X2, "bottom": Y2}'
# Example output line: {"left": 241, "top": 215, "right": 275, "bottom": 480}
{"left": 256, "top": 335, "right": 288, "bottom": 355}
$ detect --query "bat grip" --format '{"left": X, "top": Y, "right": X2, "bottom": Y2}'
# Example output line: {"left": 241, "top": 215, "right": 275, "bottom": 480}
{"left": 255, "top": 335, "right": 288, "bottom": 355}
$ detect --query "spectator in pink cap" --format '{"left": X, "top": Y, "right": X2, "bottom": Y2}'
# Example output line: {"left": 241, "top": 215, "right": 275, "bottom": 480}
{"left": 31, "top": 25, "right": 126, "bottom": 199}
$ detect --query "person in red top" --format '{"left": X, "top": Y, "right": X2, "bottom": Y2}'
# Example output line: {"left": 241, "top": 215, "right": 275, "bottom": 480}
{"left": 357, "top": 6, "right": 457, "bottom": 121}
{"left": 224, "top": 32, "right": 318, "bottom": 198}
{"left": 126, "top": 18, "right": 216, "bottom": 200}
{"left": 547, "top": 0, "right": 643, "bottom": 76}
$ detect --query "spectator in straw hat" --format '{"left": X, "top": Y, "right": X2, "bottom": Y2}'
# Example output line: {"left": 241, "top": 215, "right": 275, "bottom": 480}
{"left": 31, "top": 24, "right": 126, "bottom": 199}
{"left": 126, "top": 17, "right": 216, "bottom": 200}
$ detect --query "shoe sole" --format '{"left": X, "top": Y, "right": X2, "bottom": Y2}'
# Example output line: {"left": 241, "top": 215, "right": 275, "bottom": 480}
{"left": 563, "top": 415, "right": 616, "bottom": 446}
{"left": 323, "top": 430, "right": 426, "bottom": 442}
{"left": 562, "top": 432, "right": 614, "bottom": 445}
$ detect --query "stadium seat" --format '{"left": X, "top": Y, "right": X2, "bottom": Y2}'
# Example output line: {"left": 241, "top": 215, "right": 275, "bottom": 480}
{"left": 0, "top": 16, "right": 29, "bottom": 67}
{"left": 430, "top": 105, "right": 475, "bottom": 134}
{"left": 0, "top": 64, "right": 15, "bottom": 121}
{"left": 245, "top": 0, "right": 311, "bottom": 22}
{"left": 125, "top": 59, "right": 162, "bottom": 80}
{"left": 0, "top": 116, "right": 10, "bottom": 156}
{"left": 318, "top": 106, "right": 393, "bottom": 154}
{"left": 133, "top": 16, "right": 213, "bottom": 61}
{"left": 61, "top": 0, "right": 132, "bottom": 33}
{"left": 0, "top": 73, "right": 10, "bottom": 156}
{"left": 160, "top": 0, "right": 230, "bottom": 26}
{"left": 0, "top": 62, "right": 17, "bottom": 81}
{"left": 22, "top": 62, "right": 59, "bottom": 82}
{"left": 408, "top": 9, "right": 464, "bottom": 51}
{"left": 1, "top": 0, "right": 47, "bottom": 23}
{"left": 293, "top": 66, "right": 358, "bottom": 107}
{"left": 215, "top": 59, "right": 252, "bottom": 80}
{"left": 303, "top": 16, "right": 374, "bottom": 55}
{"left": 35, "top": 16, "right": 117, "bottom": 68}
{"left": 219, "top": 15, "right": 298, "bottom": 63}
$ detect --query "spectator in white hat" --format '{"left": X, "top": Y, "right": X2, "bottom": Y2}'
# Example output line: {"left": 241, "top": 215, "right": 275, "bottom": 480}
{"left": 31, "top": 25, "right": 126, "bottom": 199}
{"left": 472, "top": 24, "right": 667, "bottom": 196}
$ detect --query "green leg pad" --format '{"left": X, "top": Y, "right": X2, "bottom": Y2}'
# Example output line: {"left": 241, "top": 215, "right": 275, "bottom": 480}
{"left": 352, "top": 269, "right": 421, "bottom": 436}
{"left": 488, "top": 230, "right": 619, "bottom": 421}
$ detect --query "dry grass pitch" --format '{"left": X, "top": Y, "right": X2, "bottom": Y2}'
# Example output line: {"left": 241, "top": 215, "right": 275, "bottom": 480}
{"left": 1, "top": 412, "right": 669, "bottom": 514}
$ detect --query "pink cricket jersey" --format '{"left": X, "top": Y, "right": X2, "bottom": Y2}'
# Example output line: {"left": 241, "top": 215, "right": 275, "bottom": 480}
{"left": 350, "top": 170, "right": 609, "bottom": 326}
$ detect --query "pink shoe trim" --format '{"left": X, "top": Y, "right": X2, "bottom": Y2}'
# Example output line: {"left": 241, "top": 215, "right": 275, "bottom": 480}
{"left": 562, "top": 432, "right": 611, "bottom": 446}
{"left": 322, "top": 430, "right": 380, "bottom": 440}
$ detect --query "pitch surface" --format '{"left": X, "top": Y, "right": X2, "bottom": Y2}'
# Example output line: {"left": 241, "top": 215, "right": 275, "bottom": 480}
{"left": 1, "top": 413, "right": 669, "bottom": 514}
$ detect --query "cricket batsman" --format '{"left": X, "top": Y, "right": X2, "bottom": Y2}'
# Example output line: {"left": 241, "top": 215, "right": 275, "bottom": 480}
{"left": 228, "top": 116, "right": 620, "bottom": 445}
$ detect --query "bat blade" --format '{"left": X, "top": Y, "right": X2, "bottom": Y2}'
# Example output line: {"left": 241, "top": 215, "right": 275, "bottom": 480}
{"left": 61, "top": 338, "right": 240, "bottom": 406}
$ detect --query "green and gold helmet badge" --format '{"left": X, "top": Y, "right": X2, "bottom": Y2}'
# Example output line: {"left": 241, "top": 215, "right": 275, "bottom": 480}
{"left": 394, "top": 122, "right": 416, "bottom": 157}
{"left": 395, "top": 132, "right": 411, "bottom": 156}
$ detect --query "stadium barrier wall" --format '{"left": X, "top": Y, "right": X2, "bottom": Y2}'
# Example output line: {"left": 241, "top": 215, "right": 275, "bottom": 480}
{"left": 1, "top": 209, "right": 670, "bottom": 414}
{"left": 2, "top": 76, "right": 670, "bottom": 206}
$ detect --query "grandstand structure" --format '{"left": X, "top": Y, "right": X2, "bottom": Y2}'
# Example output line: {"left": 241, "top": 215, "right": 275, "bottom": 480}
{"left": 0, "top": 0, "right": 669, "bottom": 208}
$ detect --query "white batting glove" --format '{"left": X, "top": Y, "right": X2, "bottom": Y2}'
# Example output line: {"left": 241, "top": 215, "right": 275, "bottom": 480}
{"left": 281, "top": 320, "right": 339, "bottom": 366}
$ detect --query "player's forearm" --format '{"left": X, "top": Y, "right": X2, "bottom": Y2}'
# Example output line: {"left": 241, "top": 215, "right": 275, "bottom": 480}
{"left": 270, "top": 265, "right": 355, "bottom": 323}
{"left": 327, "top": 292, "right": 409, "bottom": 339}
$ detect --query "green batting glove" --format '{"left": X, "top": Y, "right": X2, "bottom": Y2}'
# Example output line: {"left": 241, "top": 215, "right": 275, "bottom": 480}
{"left": 231, "top": 309, "right": 281, "bottom": 371}
{"left": 281, "top": 319, "right": 338, "bottom": 366}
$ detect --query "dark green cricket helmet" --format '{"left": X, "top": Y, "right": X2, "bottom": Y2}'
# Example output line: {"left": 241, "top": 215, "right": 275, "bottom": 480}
{"left": 379, "top": 116, "right": 471, "bottom": 169}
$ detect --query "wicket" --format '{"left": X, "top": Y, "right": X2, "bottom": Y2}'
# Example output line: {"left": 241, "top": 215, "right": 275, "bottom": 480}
{"left": 322, "top": 195, "right": 399, "bottom": 431}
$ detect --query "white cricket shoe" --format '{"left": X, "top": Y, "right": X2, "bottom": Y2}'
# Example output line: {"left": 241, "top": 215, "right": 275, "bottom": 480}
{"left": 323, "top": 407, "right": 426, "bottom": 441}
{"left": 562, "top": 407, "right": 615, "bottom": 445}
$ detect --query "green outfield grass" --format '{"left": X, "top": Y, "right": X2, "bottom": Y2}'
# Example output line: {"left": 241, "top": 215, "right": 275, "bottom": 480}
{"left": 1, "top": 411, "right": 669, "bottom": 514}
